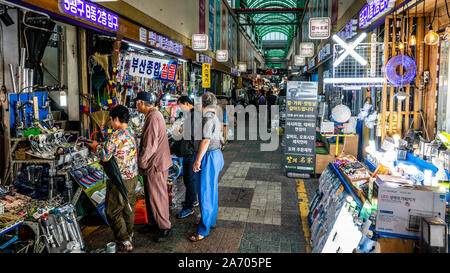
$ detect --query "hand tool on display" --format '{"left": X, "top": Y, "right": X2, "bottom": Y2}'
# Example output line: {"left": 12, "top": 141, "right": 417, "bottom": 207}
{"left": 46, "top": 214, "right": 61, "bottom": 247}
{"left": 81, "top": 168, "right": 97, "bottom": 182}
{"left": 69, "top": 210, "right": 84, "bottom": 249}
{"left": 40, "top": 216, "right": 56, "bottom": 248}
{"left": 74, "top": 170, "right": 91, "bottom": 185}
{"left": 87, "top": 166, "right": 102, "bottom": 180}
{"left": 58, "top": 215, "right": 70, "bottom": 242}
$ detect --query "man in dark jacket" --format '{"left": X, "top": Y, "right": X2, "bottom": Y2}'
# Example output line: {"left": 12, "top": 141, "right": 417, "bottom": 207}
{"left": 176, "top": 96, "right": 199, "bottom": 219}
{"left": 134, "top": 92, "right": 173, "bottom": 242}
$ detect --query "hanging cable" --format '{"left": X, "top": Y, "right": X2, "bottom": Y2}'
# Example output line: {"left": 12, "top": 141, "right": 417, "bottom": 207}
{"left": 431, "top": 0, "right": 438, "bottom": 25}
{"left": 445, "top": 0, "right": 450, "bottom": 19}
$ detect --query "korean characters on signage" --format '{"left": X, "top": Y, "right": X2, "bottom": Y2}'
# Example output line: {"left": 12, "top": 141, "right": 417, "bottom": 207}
{"left": 61, "top": 0, "right": 119, "bottom": 31}
{"left": 130, "top": 54, "right": 178, "bottom": 83}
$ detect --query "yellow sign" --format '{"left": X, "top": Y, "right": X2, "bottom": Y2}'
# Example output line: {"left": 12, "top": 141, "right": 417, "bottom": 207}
{"left": 202, "top": 63, "right": 211, "bottom": 88}
{"left": 238, "top": 76, "right": 242, "bottom": 88}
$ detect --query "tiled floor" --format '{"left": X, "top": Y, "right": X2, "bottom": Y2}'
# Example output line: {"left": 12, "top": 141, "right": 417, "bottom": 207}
{"left": 82, "top": 136, "right": 319, "bottom": 253}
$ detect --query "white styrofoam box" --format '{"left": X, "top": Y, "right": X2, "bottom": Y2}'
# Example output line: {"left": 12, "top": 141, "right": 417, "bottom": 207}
{"left": 374, "top": 181, "right": 447, "bottom": 238}
{"left": 91, "top": 188, "right": 106, "bottom": 205}
{"left": 320, "top": 121, "right": 335, "bottom": 134}
{"left": 0, "top": 202, "right": 4, "bottom": 215}
{"left": 343, "top": 122, "right": 356, "bottom": 134}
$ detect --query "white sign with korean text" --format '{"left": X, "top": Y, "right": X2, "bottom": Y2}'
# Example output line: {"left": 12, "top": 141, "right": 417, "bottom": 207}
{"left": 300, "top": 42, "right": 314, "bottom": 58}
{"left": 309, "top": 17, "right": 331, "bottom": 40}
{"left": 129, "top": 53, "right": 178, "bottom": 83}
{"left": 295, "top": 55, "right": 306, "bottom": 66}
{"left": 216, "top": 50, "right": 228, "bottom": 62}
{"left": 192, "top": 34, "right": 209, "bottom": 51}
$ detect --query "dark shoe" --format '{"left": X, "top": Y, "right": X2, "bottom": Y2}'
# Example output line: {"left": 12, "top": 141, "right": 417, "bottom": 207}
{"left": 138, "top": 224, "right": 158, "bottom": 234}
{"left": 116, "top": 240, "right": 133, "bottom": 253}
{"left": 155, "top": 229, "right": 171, "bottom": 243}
{"left": 176, "top": 208, "right": 194, "bottom": 219}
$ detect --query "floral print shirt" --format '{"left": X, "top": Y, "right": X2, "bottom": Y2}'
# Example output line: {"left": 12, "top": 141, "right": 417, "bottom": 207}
{"left": 96, "top": 127, "right": 138, "bottom": 180}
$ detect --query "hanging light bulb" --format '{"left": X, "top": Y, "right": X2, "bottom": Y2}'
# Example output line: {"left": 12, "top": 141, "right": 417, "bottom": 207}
{"left": 409, "top": 35, "right": 417, "bottom": 46}
{"left": 398, "top": 42, "right": 405, "bottom": 50}
{"left": 60, "top": 90, "right": 67, "bottom": 107}
{"left": 424, "top": 29, "right": 440, "bottom": 45}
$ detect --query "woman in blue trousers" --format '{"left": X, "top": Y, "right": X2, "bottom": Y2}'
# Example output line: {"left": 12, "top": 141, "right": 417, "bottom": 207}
{"left": 189, "top": 92, "right": 224, "bottom": 242}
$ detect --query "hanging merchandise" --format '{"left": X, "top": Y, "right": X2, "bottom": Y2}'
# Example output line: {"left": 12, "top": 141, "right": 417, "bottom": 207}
{"left": 331, "top": 104, "right": 352, "bottom": 123}
{"left": 424, "top": 0, "right": 440, "bottom": 46}
{"left": 385, "top": 55, "right": 417, "bottom": 86}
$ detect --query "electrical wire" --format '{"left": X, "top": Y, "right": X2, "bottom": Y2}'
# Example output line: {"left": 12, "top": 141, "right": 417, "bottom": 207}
{"left": 445, "top": 0, "right": 450, "bottom": 19}
{"left": 431, "top": 0, "right": 438, "bottom": 25}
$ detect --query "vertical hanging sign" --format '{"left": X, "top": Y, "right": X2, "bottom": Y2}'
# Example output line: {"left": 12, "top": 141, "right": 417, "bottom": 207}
{"left": 202, "top": 63, "right": 211, "bottom": 88}
{"left": 216, "top": 0, "right": 221, "bottom": 51}
{"left": 209, "top": 0, "right": 215, "bottom": 52}
{"left": 228, "top": 12, "right": 232, "bottom": 59}
{"left": 199, "top": 0, "right": 206, "bottom": 34}
{"left": 221, "top": 4, "right": 227, "bottom": 50}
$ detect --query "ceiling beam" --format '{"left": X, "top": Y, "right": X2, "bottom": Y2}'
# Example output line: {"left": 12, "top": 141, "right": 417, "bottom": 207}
{"left": 233, "top": 8, "right": 304, "bottom": 14}
{"left": 240, "top": 22, "right": 298, "bottom": 26}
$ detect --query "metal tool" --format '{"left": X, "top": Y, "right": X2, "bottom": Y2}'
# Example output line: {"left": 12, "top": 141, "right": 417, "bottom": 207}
{"left": 40, "top": 216, "right": 56, "bottom": 248}
{"left": 56, "top": 214, "right": 69, "bottom": 242}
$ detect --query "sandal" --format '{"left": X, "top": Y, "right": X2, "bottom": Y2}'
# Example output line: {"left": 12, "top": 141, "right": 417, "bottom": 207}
{"left": 189, "top": 232, "right": 207, "bottom": 242}
{"left": 117, "top": 240, "right": 133, "bottom": 253}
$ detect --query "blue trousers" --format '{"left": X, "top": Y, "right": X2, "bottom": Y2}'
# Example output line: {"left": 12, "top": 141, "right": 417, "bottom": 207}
{"left": 194, "top": 149, "right": 224, "bottom": 237}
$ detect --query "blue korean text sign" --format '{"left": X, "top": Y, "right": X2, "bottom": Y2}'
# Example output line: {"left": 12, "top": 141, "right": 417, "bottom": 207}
{"left": 129, "top": 53, "right": 178, "bottom": 83}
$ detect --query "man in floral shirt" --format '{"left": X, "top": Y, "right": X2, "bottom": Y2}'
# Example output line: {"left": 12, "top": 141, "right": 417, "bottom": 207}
{"left": 87, "top": 105, "right": 138, "bottom": 252}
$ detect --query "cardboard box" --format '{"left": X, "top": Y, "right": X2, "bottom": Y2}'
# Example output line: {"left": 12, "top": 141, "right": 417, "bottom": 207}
{"left": 374, "top": 181, "right": 446, "bottom": 238}
{"left": 370, "top": 175, "right": 411, "bottom": 207}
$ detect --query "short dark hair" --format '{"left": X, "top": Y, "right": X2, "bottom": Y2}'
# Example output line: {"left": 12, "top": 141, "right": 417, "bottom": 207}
{"left": 109, "top": 105, "right": 130, "bottom": 124}
{"left": 177, "top": 95, "right": 193, "bottom": 105}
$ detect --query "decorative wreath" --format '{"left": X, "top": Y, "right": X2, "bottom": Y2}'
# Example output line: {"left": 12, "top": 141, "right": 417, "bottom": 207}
{"left": 385, "top": 55, "right": 417, "bottom": 86}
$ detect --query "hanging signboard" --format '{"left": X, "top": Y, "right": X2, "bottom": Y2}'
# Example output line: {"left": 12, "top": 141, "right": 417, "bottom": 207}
{"left": 300, "top": 42, "right": 315, "bottom": 58}
{"left": 284, "top": 81, "right": 318, "bottom": 173}
{"left": 209, "top": 0, "right": 215, "bottom": 51}
{"left": 216, "top": 50, "right": 229, "bottom": 62}
{"left": 238, "top": 63, "right": 247, "bottom": 73}
{"left": 60, "top": 0, "right": 119, "bottom": 32}
{"left": 196, "top": 53, "right": 213, "bottom": 65}
{"left": 238, "top": 76, "right": 243, "bottom": 88}
{"left": 192, "top": 34, "right": 209, "bottom": 51}
{"left": 202, "top": 63, "right": 211, "bottom": 88}
{"left": 148, "top": 30, "right": 184, "bottom": 56}
{"left": 318, "top": 43, "right": 332, "bottom": 63}
{"left": 309, "top": 17, "right": 331, "bottom": 40}
{"left": 359, "top": 0, "right": 396, "bottom": 29}
{"left": 295, "top": 55, "right": 306, "bottom": 66}
{"left": 129, "top": 53, "right": 178, "bottom": 83}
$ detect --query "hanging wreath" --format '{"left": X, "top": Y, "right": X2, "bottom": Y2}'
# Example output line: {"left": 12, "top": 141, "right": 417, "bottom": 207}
{"left": 385, "top": 55, "right": 417, "bottom": 86}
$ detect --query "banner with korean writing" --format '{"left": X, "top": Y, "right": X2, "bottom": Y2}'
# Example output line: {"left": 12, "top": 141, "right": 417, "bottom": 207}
{"left": 202, "top": 63, "right": 211, "bottom": 88}
{"left": 129, "top": 53, "right": 178, "bottom": 83}
{"left": 209, "top": 0, "right": 215, "bottom": 52}
{"left": 284, "top": 81, "right": 318, "bottom": 173}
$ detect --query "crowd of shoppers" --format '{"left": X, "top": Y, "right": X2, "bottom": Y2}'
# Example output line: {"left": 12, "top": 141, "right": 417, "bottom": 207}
{"left": 86, "top": 91, "right": 225, "bottom": 252}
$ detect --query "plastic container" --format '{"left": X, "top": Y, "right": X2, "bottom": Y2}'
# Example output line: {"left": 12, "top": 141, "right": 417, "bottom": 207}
{"left": 134, "top": 199, "right": 148, "bottom": 225}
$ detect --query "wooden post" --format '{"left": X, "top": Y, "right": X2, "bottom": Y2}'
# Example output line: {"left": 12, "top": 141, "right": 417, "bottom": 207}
{"left": 414, "top": 16, "right": 425, "bottom": 130}
{"left": 79, "top": 28, "right": 89, "bottom": 137}
{"left": 389, "top": 15, "right": 397, "bottom": 136}
{"left": 425, "top": 15, "right": 439, "bottom": 140}
{"left": 404, "top": 15, "right": 413, "bottom": 136}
